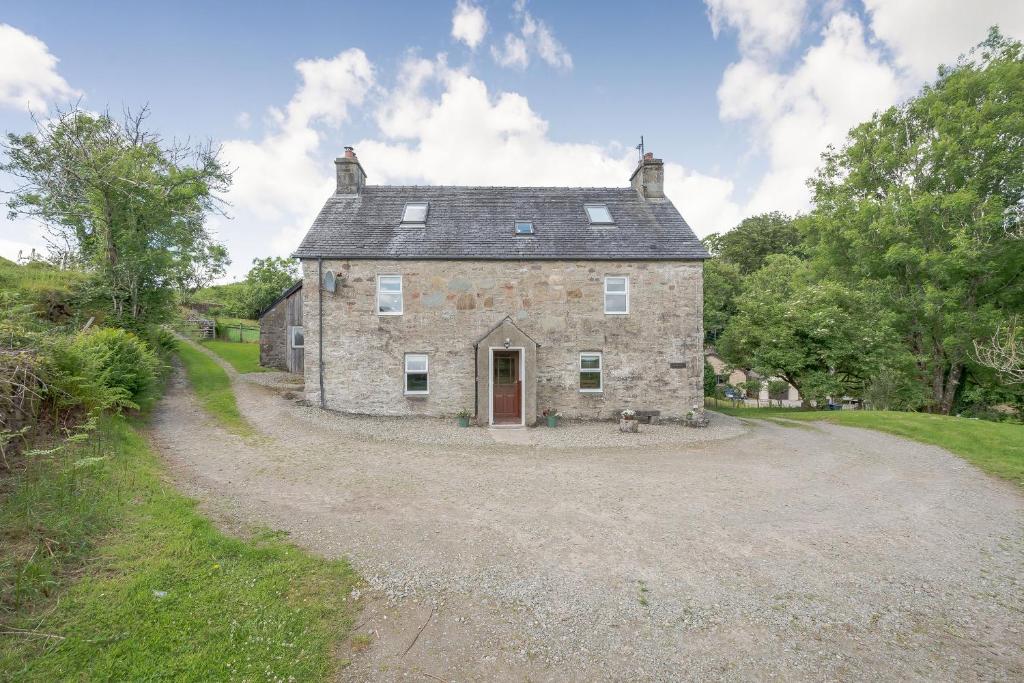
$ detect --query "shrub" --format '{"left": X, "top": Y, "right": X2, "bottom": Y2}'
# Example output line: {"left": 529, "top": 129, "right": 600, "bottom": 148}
{"left": 146, "top": 326, "right": 179, "bottom": 359}
{"left": 70, "top": 328, "right": 161, "bottom": 402}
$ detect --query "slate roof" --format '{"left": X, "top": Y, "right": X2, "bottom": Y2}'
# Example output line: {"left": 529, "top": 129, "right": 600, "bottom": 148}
{"left": 293, "top": 186, "right": 709, "bottom": 261}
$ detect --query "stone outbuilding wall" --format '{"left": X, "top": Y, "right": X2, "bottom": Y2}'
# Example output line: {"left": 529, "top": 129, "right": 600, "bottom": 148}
{"left": 302, "top": 259, "right": 704, "bottom": 424}
{"left": 259, "top": 283, "right": 303, "bottom": 374}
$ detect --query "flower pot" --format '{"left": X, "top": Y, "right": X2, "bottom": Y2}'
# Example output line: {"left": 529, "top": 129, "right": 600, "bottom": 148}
{"left": 546, "top": 415, "right": 558, "bottom": 428}
{"left": 619, "top": 418, "right": 639, "bottom": 433}
{"left": 457, "top": 416, "right": 471, "bottom": 428}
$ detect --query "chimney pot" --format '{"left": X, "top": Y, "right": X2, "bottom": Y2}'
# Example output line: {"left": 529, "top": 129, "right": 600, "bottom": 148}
{"left": 630, "top": 151, "right": 665, "bottom": 199}
{"left": 344, "top": 146, "right": 356, "bottom": 158}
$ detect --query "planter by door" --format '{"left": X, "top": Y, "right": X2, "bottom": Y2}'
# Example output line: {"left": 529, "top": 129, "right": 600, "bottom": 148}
{"left": 492, "top": 350, "right": 522, "bottom": 425}
{"left": 546, "top": 415, "right": 558, "bottom": 428}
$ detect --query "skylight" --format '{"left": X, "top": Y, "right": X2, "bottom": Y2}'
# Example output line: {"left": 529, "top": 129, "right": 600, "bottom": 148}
{"left": 515, "top": 221, "right": 534, "bottom": 235}
{"left": 402, "top": 202, "right": 428, "bottom": 224}
{"left": 584, "top": 204, "right": 614, "bottom": 225}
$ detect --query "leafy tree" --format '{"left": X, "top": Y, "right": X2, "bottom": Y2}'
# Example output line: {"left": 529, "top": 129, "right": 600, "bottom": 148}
{"left": 804, "top": 29, "right": 1024, "bottom": 413}
{"left": 2, "top": 106, "right": 230, "bottom": 327}
{"left": 703, "top": 359, "right": 717, "bottom": 397}
{"left": 226, "top": 257, "right": 299, "bottom": 320}
{"left": 707, "top": 211, "right": 801, "bottom": 275}
{"left": 718, "top": 255, "right": 895, "bottom": 406}
{"left": 703, "top": 258, "right": 742, "bottom": 343}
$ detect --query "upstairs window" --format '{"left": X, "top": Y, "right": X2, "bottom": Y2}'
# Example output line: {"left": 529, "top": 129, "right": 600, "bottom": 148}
{"left": 405, "top": 353, "right": 429, "bottom": 395}
{"left": 514, "top": 221, "right": 535, "bottom": 235}
{"left": 584, "top": 204, "right": 614, "bottom": 225}
{"left": 580, "top": 352, "right": 603, "bottom": 392}
{"left": 604, "top": 276, "right": 629, "bottom": 314}
{"left": 377, "top": 275, "right": 403, "bottom": 315}
{"left": 401, "top": 202, "right": 428, "bottom": 224}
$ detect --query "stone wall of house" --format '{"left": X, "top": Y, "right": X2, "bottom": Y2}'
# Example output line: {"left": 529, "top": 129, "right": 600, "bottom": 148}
{"left": 259, "top": 298, "right": 288, "bottom": 371}
{"left": 302, "top": 259, "right": 704, "bottom": 421}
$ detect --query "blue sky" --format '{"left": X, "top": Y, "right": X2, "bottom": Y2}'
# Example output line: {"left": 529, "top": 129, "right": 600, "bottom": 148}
{"left": 2, "top": 1, "right": 1022, "bottom": 278}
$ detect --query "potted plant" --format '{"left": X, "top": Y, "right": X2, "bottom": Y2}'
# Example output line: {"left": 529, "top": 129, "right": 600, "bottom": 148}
{"left": 684, "top": 405, "right": 709, "bottom": 428}
{"left": 619, "top": 408, "right": 639, "bottom": 433}
{"left": 542, "top": 408, "right": 561, "bottom": 428}
{"left": 456, "top": 409, "right": 472, "bottom": 428}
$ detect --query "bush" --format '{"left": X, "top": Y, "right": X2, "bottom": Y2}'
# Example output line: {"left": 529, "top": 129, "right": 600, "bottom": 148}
{"left": 70, "top": 328, "right": 161, "bottom": 403}
{"left": 146, "top": 326, "right": 179, "bottom": 359}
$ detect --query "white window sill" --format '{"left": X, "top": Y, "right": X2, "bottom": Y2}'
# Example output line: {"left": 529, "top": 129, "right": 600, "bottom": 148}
{"left": 579, "top": 389, "right": 603, "bottom": 394}
{"left": 604, "top": 311, "right": 629, "bottom": 315}
{"left": 378, "top": 312, "right": 403, "bottom": 316}
{"left": 404, "top": 391, "right": 429, "bottom": 396}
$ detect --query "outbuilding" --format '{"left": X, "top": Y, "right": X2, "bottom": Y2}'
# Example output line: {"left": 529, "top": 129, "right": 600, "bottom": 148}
{"left": 257, "top": 280, "right": 303, "bottom": 374}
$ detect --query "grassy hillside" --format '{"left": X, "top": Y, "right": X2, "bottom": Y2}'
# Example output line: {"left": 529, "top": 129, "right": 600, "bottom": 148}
{"left": 709, "top": 404, "right": 1024, "bottom": 487}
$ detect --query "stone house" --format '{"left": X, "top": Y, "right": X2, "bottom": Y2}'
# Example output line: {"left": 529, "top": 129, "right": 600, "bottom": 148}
{"left": 258, "top": 280, "right": 304, "bottom": 374}
{"left": 292, "top": 147, "right": 709, "bottom": 426}
{"left": 704, "top": 348, "right": 802, "bottom": 406}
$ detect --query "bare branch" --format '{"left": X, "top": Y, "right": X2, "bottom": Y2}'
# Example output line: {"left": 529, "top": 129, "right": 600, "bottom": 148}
{"left": 972, "top": 316, "right": 1024, "bottom": 383}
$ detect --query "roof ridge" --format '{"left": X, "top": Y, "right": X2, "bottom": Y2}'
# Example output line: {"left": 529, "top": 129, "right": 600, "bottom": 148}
{"left": 361, "top": 184, "right": 635, "bottom": 191}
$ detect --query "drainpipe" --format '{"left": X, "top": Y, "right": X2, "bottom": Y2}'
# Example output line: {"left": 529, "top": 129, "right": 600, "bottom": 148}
{"left": 318, "top": 256, "right": 325, "bottom": 409}
{"left": 473, "top": 342, "right": 478, "bottom": 422}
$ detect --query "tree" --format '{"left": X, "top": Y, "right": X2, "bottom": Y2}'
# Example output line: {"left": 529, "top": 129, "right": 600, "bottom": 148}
{"left": 2, "top": 106, "right": 231, "bottom": 327}
{"left": 227, "top": 257, "right": 300, "bottom": 320}
{"left": 718, "top": 255, "right": 894, "bottom": 406}
{"left": 703, "top": 359, "right": 717, "bottom": 397}
{"left": 710, "top": 211, "right": 801, "bottom": 275}
{"left": 973, "top": 316, "right": 1024, "bottom": 384}
{"left": 703, "top": 258, "right": 742, "bottom": 343}
{"left": 804, "top": 29, "right": 1024, "bottom": 413}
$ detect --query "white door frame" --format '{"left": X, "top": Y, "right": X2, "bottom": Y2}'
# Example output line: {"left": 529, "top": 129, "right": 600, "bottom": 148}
{"left": 488, "top": 346, "right": 525, "bottom": 427}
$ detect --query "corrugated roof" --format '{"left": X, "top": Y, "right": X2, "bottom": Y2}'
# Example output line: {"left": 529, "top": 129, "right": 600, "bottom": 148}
{"left": 293, "top": 185, "right": 709, "bottom": 260}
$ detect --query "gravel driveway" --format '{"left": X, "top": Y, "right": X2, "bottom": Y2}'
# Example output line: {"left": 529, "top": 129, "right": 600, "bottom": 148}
{"left": 150, "top": 354, "right": 1024, "bottom": 682}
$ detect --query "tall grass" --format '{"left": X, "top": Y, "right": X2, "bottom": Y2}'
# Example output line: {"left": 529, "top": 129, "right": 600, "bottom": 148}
{"left": 0, "top": 415, "right": 361, "bottom": 680}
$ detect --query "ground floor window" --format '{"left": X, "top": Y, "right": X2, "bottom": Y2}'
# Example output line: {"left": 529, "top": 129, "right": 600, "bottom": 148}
{"left": 405, "top": 353, "right": 428, "bottom": 394}
{"left": 580, "top": 352, "right": 602, "bottom": 392}
{"left": 289, "top": 325, "right": 304, "bottom": 349}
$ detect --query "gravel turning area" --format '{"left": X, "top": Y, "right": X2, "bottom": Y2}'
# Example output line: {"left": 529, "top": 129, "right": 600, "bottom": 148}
{"left": 151, "top": 349, "right": 1024, "bottom": 682}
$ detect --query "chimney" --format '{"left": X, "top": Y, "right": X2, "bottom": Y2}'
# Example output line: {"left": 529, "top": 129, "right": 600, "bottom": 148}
{"left": 630, "top": 151, "right": 664, "bottom": 199}
{"left": 334, "top": 146, "right": 367, "bottom": 194}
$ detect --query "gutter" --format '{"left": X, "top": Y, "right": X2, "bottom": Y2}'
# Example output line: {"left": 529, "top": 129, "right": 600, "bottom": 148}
{"left": 473, "top": 341, "right": 478, "bottom": 423}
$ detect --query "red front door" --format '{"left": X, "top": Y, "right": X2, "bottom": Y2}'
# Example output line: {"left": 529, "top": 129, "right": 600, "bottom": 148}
{"left": 492, "top": 351, "right": 521, "bottom": 424}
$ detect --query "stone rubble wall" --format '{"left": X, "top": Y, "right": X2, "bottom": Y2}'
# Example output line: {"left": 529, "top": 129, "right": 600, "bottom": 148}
{"left": 302, "top": 259, "right": 704, "bottom": 421}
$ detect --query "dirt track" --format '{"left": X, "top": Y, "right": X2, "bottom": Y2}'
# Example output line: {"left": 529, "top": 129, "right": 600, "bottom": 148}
{"left": 150, "top": 350, "right": 1024, "bottom": 681}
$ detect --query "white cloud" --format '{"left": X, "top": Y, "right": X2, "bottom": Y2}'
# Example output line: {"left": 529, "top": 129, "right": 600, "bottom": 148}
{"left": 705, "top": 0, "right": 808, "bottom": 57}
{"left": 236, "top": 111, "right": 251, "bottom": 129}
{"left": 358, "top": 56, "right": 738, "bottom": 234}
{"left": 718, "top": 12, "right": 903, "bottom": 213}
{"left": 451, "top": 0, "right": 488, "bottom": 49}
{"left": 491, "top": 1, "right": 572, "bottom": 72}
{"left": 0, "top": 23, "right": 79, "bottom": 112}
{"left": 864, "top": 0, "right": 1024, "bottom": 81}
{"left": 491, "top": 33, "right": 529, "bottom": 69}
{"left": 213, "top": 49, "right": 374, "bottom": 277}
{"left": 706, "top": 1, "right": 1023, "bottom": 220}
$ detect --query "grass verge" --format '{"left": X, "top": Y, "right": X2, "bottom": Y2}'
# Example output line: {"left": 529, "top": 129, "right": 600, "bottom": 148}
{"left": 176, "top": 341, "right": 253, "bottom": 437}
{"left": 201, "top": 339, "right": 265, "bottom": 374}
{"left": 0, "top": 415, "right": 360, "bottom": 680}
{"left": 708, "top": 402, "right": 1024, "bottom": 487}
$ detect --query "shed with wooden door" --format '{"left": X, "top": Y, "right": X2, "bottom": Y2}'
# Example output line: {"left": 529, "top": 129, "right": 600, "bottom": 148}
{"left": 258, "top": 281, "right": 304, "bottom": 374}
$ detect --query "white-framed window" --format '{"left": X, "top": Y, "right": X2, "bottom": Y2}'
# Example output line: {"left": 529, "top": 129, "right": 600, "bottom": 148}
{"left": 584, "top": 203, "right": 614, "bottom": 225}
{"left": 579, "top": 352, "right": 603, "bottom": 392}
{"left": 401, "top": 202, "right": 428, "bottom": 224}
{"left": 289, "top": 325, "right": 304, "bottom": 349}
{"left": 377, "top": 275, "right": 403, "bottom": 315}
{"left": 404, "top": 353, "right": 429, "bottom": 395}
{"left": 604, "top": 276, "right": 629, "bottom": 314}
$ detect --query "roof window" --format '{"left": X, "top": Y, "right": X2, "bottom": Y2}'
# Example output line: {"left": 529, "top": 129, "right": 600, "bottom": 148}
{"left": 584, "top": 204, "right": 614, "bottom": 225}
{"left": 401, "top": 202, "right": 428, "bottom": 224}
{"left": 514, "top": 221, "right": 535, "bottom": 235}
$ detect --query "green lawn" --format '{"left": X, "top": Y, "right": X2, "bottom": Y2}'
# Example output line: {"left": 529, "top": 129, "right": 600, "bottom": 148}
{"left": 201, "top": 339, "right": 265, "bottom": 374}
{"left": 708, "top": 402, "right": 1024, "bottom": 487}
{"left": 0, "top": 415, "right": 361, "bottom": 681}
{"left": 176, "top": 342, "right": 253, "bottom": 437}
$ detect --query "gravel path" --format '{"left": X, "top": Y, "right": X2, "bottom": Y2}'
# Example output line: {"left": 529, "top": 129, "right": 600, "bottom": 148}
{"left": 151, "top": 347, "right": 1024, "bottom": 681}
